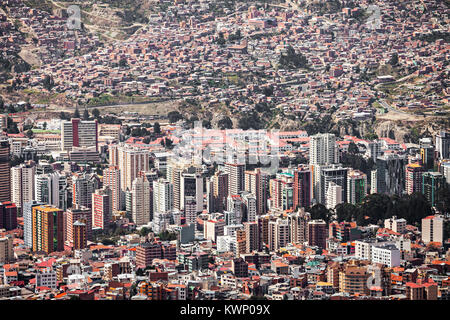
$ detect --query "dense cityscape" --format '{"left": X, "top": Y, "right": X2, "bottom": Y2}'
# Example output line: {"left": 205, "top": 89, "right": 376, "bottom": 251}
{"left": 0, "top": 0, "right": 449, "bottom": 302}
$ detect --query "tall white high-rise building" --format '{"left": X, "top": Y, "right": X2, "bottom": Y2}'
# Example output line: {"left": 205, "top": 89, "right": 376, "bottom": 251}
{"left": 153, "top": 179, "right": 173, "bottom": 213}
{"left": 131, "top": 176, "right": 151, "bottom": 226}
{"left": 442, "top": 162, "right": 450, "bottom": 185}
{"left": 245, "top": 168, "right": 267, "bottom": 215}
{"left": 288, "top": 208, "right": 310, "bottom": 245}
{"left": 102, "top": 166, "right": 122, "bottom": 212}
{"left": 422, "top": 215, "right": 444, "bottom": 244}
{"left": 10, "top": 162, "right": 35, "bottom": 214}
{"left": 241, "top": 192, "right": 257, "bottom": 223}
{"left": 435, "top": 131, "right": 450, "bottom": 160}
{"left": 72, "top": 172, "right": 100, "bottom": 209}
{"left": 166, "top": 158, "right": 199, "bottom": 210}
{"left": 268, "top": 218, "right": 290, "bottom": 251}
{"left": 326, "top": 181, "right": 343, "bottom": 209}
{"left": 117, "top": 145, "right": 149, "bottom": 192}
{"left": 309, "top": 133, "right": 339, "bottom": 202}
{"left": 23, "top": 200, "right": 43, "bottom": 248}
{"left": 309, "top": 133, "right": 338, "bottom": 166}
{"left": 226, "top": 195, "right": 244, "bottom": 225}
{"left": 370, "top": 169, "right": 377, "bottom": 194}
{"left": 225, "top": 162, "right": 245, "bottom": 196}
{"left": 35, "top": 172, "right": 68, "bottom": 210}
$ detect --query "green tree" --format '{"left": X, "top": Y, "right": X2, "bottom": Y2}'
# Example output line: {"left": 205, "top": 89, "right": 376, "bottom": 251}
{"left": 167, "top": 111, "right": 183, "bottom": 123}
{"left": 389, "top": 52, "right": 399, "bottom": 66}
{"left": 217, "top": 116, "right": 233, "bottom": 130}
{"left": 153, "top": 122, "right": 161, "bottom": 134}
{"left": 335, "top": 203, "right": 360, "bottom": 222}
{"left": 83, "top": 108, "right": 89, "bottom": 120}
{"left": 348, "top": 142, "right": 359, "bottom": 154}
{"left": 358, "top": 193, "right": 392, "bottom": 225}
{"left": 73, "top": 107, "right": 80, "bottom": 119}
{"left": 161, "top": 138, "right": 173, "bottom": 149}
{"left": 307, "top": 204, "right": 331, "bottom": 223}
{"left": 119, "top": 58, "right": 128, "bottom": 68}
{"left": 6, "top": 117, "right": 19, "bottom": 134}
{"left": 435, "top": 184, "right": 450, "bottom": 215}
{"left": 92, "top": 108, "right": 100, "bottom": 119}
{"left": 158, "top": 230, "right": 177, "bottom": 241}
{"left": 279, "top": 45, "right": 308, "bottom": 69}
{"left": 202, "top": 120, "right": 211, "bottom": 129}
{"left": 42, "top": 75, "right": 55, "bottom": 91}
{"left": 26, "top": 129, "right": 34, "bottom": 138}
{"left": 140, "top": 227, "right": 150, "bottom": 237}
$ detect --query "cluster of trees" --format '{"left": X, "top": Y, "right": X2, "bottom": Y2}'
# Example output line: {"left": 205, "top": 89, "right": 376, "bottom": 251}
{"left": 279, "top": 45, "right": 308, "bottom": 70}
{"left": 216, "top": 32, "right": 226, "bottom": 45}
{"left": 403, "top": 126, "right": 423, "bottom": 144}
{"left": 10, "top": 155, "right": 24, "bottom": 167}
{"left": 263, "top": 86, "right": 274, "bottom": 97}
{"left": 42, "top": 75, "right": 55, "bottom": 91}
{"left": 217, "top": 116, "right": 233, "bottom": 130}
{"left": 139, "top": 227, "right": 151, "bottom": 237}
{"left": 337, "top": 193, "right": 434, "bottom": 226}
{"left": 306, "top": 192, "right": 436, "bottom": 228}
{"left": 60, "top": 108, "right": 122, "bottom": 125}
{"left": 227, "top": 29, "right": 242, "bottom": 42}
{"left": 301, "top": 114, "right": 334, "bottom": 135}
{"left": 160, "top": 138, "right": 173, "bottom": 149}
{"left": 306, "top": 0, "right": 343, "bottom": 15}
{"left": 389, "top": 53, "right": 399, "bottom": 66}
{"left": 238, "top": 111, "right": 265, "bottom": 130}
{"left": 168, "top": 111, "right": 183, "bottom": 123}
{"left": 94, "top": 224, "right": 130, "bottom": 244}
{"left": 5, "top": 117, "right": 19, "bottom": 134}
{"left": 130, "top": 127, "right": 149, "bottom": 137}
{"left": 157, "top": 230, "right": 177, "bottom": 241}
{"left": 0, "top": 98, "right": 32, "bottom": 114}
{"left": 414, "top": 31, "right": 450, "bottom": 43}
{"left": 340, "top": 142, "right": 376, "bottom": 176}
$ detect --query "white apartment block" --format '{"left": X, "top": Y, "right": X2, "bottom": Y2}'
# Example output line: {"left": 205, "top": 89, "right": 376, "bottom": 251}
{"left": 355, "top": 240, "right": 401, "bottom": 267}
{"left": 0, "top": 236, "right": 14, "bottom": 264}
{"left": 384, "top": 216, "right": 407, "bottom": 234}
{"left": 153, "top": 179, "right": 173, "bottom": 213}
{"left": 35, "top": 268, "right": 58, "bottom": 290}
{"left": 204, "top": 219, "right": 225, "bottom": 242}
{"left": 10, "top": 164, "right": 35, "bottom": 213}
{"left": 268, "top": 218, "right": 290, "bottom": 251}
{"left": 217, "top": 235, "right": 233, "bottom": 253}
{"left": 326, "top": 181, "right": 342, "bottom": 209}
{"left": 371, "top": 244, "right": 401, "bottom": 267}
{"left": 309, "top": 133, "right": 338, "bottom": 166}
{"left": 102, "top": 166, "right": 122, "bottom": 212}
{"left": 117, "top": 145, "right": 149, "bottom": 192}
{"left": 225, "top": 162, "right": 245, "bottom": 196}
{"left": 242, "top": 192, "right": 257, "bottom": 222}
{"left": 422, "top": 215, "right": 444, "bottom": 244}
{"left": 131, "top": 177, "right": 151, "bottom": 226}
